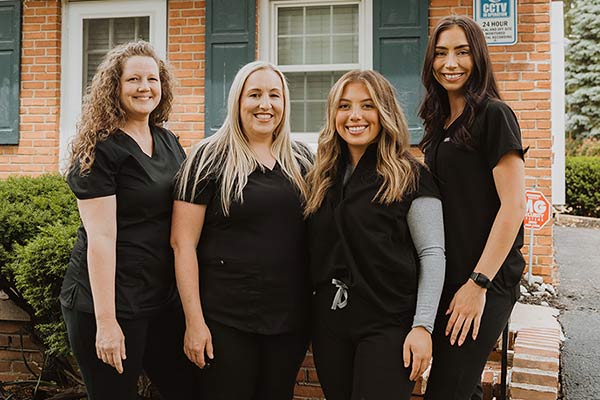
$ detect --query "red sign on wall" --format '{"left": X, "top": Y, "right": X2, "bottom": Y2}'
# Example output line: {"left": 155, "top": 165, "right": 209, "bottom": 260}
{"left": 524, "top": 190, "right": 551, "bottom": 230}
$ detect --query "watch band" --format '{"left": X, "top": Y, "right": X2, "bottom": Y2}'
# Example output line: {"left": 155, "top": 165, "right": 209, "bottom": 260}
{"left": 470, "top": 272, "right": 492, "bottom": 289}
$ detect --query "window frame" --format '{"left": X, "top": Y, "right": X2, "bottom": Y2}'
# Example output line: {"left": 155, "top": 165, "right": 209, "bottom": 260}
{"left": 258, "top": 0, "right": 372, "bottom": 144}
{"left": 59, "top": 0, "right": 166, "bottom": 170}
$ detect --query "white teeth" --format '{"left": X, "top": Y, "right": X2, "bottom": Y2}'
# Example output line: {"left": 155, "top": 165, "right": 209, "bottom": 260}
{"left": 348, "top": 126, "right": 367, "bottom": 134}
{"left": 444, "top": 74, "right": 463, "bottom": 80}
{"left": 255, "top": 114, "right": 272, "bottom": 120}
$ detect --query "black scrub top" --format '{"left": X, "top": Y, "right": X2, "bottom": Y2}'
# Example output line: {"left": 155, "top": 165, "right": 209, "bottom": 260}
{"left": 308, "top": 143, "right": 440, "bottom": 324}
{"left": 424, "top": 98, "right": 525, "bottom": 294}
{"left": 60, "top": 126, "right": 186, "bottom": 319}
{"left": 174, "top": 144, "right": 311, "bottom": 335}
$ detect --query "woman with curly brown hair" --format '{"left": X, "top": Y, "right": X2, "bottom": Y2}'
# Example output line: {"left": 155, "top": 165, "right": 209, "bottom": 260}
{"left": 60, "top": 41, "right": 197, "bottom": 399}
{"left": 419, "top": 16, "right": 526, "bottom": 400}
{"left": 306, "top": 70, "right": 445, "bottom": 400}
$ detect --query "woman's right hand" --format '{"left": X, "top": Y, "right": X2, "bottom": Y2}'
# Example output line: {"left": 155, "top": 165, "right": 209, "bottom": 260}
{"left": 95, "top": 318, "right": 126, "bottom": 374}
{"left": 184, "top": 321, "right": 214, "bottom": 368}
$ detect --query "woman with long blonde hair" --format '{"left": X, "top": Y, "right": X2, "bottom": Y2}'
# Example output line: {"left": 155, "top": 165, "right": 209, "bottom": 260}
{"left": 306, "top": 69, "right": 445, "bottom": 400}
{"left": 61, "top": 41, "right": 196, "bottom": 399}
{"left": 171, "top": 60, "right": 313, "bottom": 400}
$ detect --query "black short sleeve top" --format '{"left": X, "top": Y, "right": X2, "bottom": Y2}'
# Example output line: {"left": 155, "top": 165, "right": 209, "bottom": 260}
{"left": 173, "top": 142, "right": 312, "bottom": 335}
{"left": 60, "top": 126, "right": 186, "bottom": 319}
{"left": 424, "top": 98, "right": 525, "bottom": 292}
{"left": 308, "top": 144, "right": 440, "bottom": 322}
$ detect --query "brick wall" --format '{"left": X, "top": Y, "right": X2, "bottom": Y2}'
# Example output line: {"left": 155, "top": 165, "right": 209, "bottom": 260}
{"left": 431, "top": 0, "right": 556, "bottom": 284}
{"left": 166, "top": 0, "right": 206, "bottom": 149}
{"left": 1, "top": 0, "right": 556, "bottom": 284}
{"left": 0, "top": 318, "right": 43, "bottom": 382}
{"left": 0, "top": 0, "right": 61, "bottom": 178}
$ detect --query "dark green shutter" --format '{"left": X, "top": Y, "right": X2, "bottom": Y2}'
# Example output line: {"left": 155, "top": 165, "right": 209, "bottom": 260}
{"left": 0, "top": 0, "right": 21, "bottom": 145}
{"left": 373, "top": 0, "right": 428, "bottom": 144}
{"left": 205, "top": 0, "right": 256, "bottom": 136}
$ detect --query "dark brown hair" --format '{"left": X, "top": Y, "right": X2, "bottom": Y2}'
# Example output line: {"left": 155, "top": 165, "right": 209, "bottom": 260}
{"left": 418, "top": 15, "right": 501, "bottom": 152}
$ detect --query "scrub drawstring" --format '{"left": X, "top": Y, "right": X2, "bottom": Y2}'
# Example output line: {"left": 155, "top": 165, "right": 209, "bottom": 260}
{"left": 331, "top": 279, "right": 348, "bottom": 310}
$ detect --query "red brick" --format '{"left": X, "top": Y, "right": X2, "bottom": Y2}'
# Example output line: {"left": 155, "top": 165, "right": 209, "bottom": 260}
{"left": 510, "top": 384, "right": 557, "bottom": 400}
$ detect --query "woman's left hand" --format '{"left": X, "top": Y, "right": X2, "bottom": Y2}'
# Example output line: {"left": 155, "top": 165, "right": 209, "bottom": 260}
{"left": 445, "top": 280, "right": 487, "bottom": 346}
{"left": 403, "top": 326, "right": 432, "bottom": 381}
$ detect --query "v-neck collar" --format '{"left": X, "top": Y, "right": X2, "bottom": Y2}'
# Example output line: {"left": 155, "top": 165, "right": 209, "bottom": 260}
{"left": 119, "top": 126, "right": 156, "bottom": 159}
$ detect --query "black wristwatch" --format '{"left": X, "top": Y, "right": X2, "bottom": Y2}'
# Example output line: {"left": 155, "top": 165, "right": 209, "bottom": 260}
{"left": 470, "top": 272, "right": 492, "bottom": 289}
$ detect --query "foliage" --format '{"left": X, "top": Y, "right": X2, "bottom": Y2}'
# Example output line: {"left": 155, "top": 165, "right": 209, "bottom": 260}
{"left": 565, "top": 156, "right": 600, "bottom": 217}
{"left": 0, "top": 175, "right": 80, "bottom": 377}
{"left": 565, "top": 0, "right": 600, "bottom": 139}
{"left": 6, "top": 223, "right": 78, "bottom": 357}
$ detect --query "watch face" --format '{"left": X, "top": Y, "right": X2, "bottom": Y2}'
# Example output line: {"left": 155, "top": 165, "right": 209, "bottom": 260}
{"left": 471, "top": 272, "right": 491, "bottom": 288}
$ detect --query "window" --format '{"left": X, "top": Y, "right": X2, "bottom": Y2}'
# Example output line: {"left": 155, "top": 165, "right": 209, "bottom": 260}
{"left": 60, "top": 0, "right": 166, "bottom": 169}
{"left": 259, "top": 0, "right": 372, "bottom": 142}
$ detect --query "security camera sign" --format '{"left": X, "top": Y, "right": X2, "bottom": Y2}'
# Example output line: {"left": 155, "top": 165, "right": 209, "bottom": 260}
{"left": 473, "top": 0, "right": 517, "bottom": 46}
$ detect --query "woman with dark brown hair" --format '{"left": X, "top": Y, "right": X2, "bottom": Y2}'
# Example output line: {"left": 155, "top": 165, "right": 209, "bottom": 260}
{"left": 61, "top": 41, "right": 196, "bottom": 399}
{"left": 419, "top": 16, "right": 526, "bottom": 400}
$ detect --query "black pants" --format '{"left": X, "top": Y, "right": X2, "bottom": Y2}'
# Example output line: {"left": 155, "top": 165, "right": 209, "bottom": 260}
{"left": 312, "top": 285, "right": 415, "bottom": 400}
{"left": 62, "top": 303, "right": 198, "bottom": 400}
{"left": 424, "top": 285, "right": 517, "bottom": 400}
{"left": 197, "top": 319, "right": 309, "bottom": 400}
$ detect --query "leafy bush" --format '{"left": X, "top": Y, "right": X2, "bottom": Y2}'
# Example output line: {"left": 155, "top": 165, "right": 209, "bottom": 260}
{"left": 0, "top": 175, "right": 79, "bottom": 373}
{"left": 7, "top": 223, "right": 78, "bottom": 357}
{"left": 565, "top": 156, "right": 600, "bottom": 217}
{"left": 0, "top": 175, "right": 79, "bottom": 269}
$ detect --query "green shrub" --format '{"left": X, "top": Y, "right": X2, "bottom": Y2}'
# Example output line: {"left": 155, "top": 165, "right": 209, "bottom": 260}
{"left": 0, "top": 175, "right": 80, "bottom": 377}
{"left": 7, "top": 223, "right": 78, "bottom": 357}
{"left": 0, "top": 175, "right": 79, "bottom": 268}
{"left": 565, "top": 156, "right": 600, "bottom": 217}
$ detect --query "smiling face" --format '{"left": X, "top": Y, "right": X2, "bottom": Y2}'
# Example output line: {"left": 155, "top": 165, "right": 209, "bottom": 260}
{"left": 119, "top": 56, "right": 161, "bottom": 121}
{"left": 335, "top": 81, "right": 381, "bottom": 165}
{"left": 239, "top": 68, "right": 284, "bottom": 141}
{"left": 432, "top": 25, "right": 473, "bottom": 96}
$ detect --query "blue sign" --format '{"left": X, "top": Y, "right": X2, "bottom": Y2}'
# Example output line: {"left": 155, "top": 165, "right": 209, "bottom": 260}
{"left": 474, "top": 0, "right": 517, "bottom": 46}
{"left": 480, "top": 0, "right": 510, "bottom": 19}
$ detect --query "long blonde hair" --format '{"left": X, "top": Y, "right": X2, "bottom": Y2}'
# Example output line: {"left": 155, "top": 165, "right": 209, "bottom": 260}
{"left": 305, "top": 69, "right": 419, "bottom": 215}
{"left": 175, "top": 61, "right": 313, "bottom": 215}
{"left": 68, "top": 41, "right": 174, "bottom": 175}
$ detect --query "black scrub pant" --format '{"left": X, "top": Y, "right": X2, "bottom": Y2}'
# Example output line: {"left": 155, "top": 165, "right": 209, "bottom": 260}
{"left": 197, "top": 319, "right": 309, "bottom": 400}
{"left": 312, "top": 285, "right": 415, "bottom": 400}
{"left": 62, "top": 303, "right": 198, "bottom": 400}
{"left": 424, "top": 284, "right": 517, "bottom": 400}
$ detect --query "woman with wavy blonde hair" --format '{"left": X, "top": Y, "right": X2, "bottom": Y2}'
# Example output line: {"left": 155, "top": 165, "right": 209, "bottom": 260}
{"left": 61, "top": 41, "right": 196, "bottom": 399}
{"left": 171, "top": 60, "right": 313, "bottom": 400}
{"left": 307, "top": 70, "right": 445, "bottom": 400}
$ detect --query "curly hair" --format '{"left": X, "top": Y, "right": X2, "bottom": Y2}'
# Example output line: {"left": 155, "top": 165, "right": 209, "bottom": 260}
{"left": 68, "top": 40, "right": 175, "bottom": 175}
{"left": 304, "top": 69, "right": 419, "bottom": 216}
{"left": 418, "top": 15, "right": 501, "bottom": 152}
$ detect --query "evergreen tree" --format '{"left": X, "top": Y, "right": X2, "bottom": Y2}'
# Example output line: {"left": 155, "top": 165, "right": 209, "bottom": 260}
{"left": 565, "top": 0, "right": 600, "bottom": 139}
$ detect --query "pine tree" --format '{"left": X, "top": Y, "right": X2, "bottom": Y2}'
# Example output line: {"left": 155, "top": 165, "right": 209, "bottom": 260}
{"left": 565, "top": 0, "right": 600, "bottom": 139}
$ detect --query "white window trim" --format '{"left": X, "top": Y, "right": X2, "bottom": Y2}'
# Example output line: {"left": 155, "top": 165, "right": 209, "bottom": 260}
{"left": 258, "top": 0, "right": 372, "bottom": 144}
{"left": 59, "top": 0, "right": 166, "bottom": 170}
